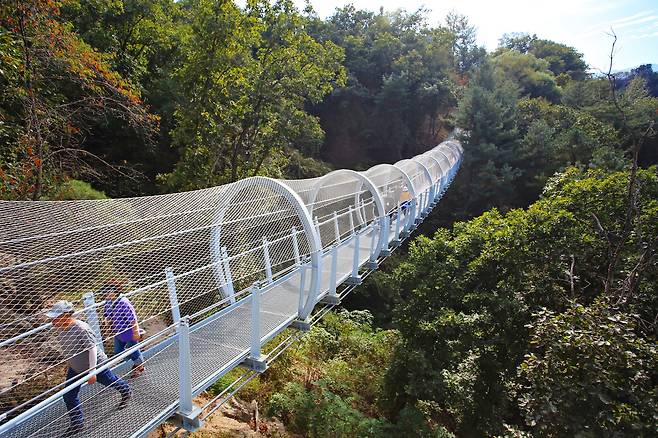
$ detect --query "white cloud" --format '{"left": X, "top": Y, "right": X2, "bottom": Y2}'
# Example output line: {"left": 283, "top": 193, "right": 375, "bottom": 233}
{"left": 576, "top": 11, "right": 657, "bottom": 38}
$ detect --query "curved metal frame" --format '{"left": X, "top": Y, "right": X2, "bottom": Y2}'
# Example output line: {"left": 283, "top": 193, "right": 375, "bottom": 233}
{"left": 396, "top": 159, "right": 433, "bottom": 215}
{"left": 307, "top": 169, "right": 387, "bottom": 253}
{"left": 307, "top": 169, "right": 386, "bottom": 226}
{"left": 414, "top": 154, "right": 443, "bottom": 202}
{"left": 210, "top": 176, "right": 322, "bottom": 318}
{"left": 365, "top": 163, "right": 417, "bottom": 232}
{"left": 430, "top": 148, "right": 454, "bottom": 193}
{"left": 436, "top": 143, "right": 458, "bottom": 166}
{"left": 395, "top": 159, "right": 433, "bottom": 195}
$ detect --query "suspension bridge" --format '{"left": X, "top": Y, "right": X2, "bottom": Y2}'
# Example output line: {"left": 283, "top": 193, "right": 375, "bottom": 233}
{"left": 0, "top": 139, "right": 462, "bottom": 438}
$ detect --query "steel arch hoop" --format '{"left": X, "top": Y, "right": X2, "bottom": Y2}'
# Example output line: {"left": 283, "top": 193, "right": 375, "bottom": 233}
{"left": 365, "top": 163, "right": 417, "bottom": 201}
{"left": 307, "top": 169, "right": 386, "bottom": 224}
{"left": 436, "top": 143, "right": 458, "bottom": 165}
{"left": 430, "top": 148, "right": 454, "bottom": 189}
{"left": 210, "top": 176, "right": 322, "bottom": 319}
{"left": 414, "top": 154, "right": 442, "bottom": 185}
{"left": 396, "top": 158, "right": 432, "bottom": 194}
{"left": 443, "top": 142, "right": 461, "bottom": 163}
{"left": 366, "top": 163, "right": 417, "bottom": 232}
{"left": 307, "top": 169, "right": 387, "bottom": 249}
{"left": 445, "top": 139, "right": 463, "bottom": 155}
{"left": 426, "top": 149, "right": 451, "bottom": 176}
{"left": 414, "top": 154, "right": 443, "bottom": 201}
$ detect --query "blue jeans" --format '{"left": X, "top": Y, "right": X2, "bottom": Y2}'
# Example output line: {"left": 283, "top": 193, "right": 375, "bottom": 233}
{"left": 62, "top": 367, "right": 130, "bottom": 428}
{"left": 114, "top": 337, "right": 144, "bottom": 366}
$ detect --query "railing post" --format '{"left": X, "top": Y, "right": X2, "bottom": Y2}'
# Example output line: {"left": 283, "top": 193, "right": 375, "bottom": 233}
{"left": 347, "top": 230, "right": 362, "bottom": 284}
{"left": 262, "top": 237, "right": 273, "bottom": 283}
{"left": 348, "top": 205, "right": 355, "bottom": 232}
{"left": 392, "top": 202, "right": 402, "bottom": 247}
{"left": 366, "top": 219, "right": 379, "bottom": 268}
{"left": 250, "top": 285, "right": 261, "bottom": 361}
{"left": 166, "top": 267, "right": 181, "bottom": 323}
{"left": 329, "top": 244, "right": 338, "bottom": 297}
{"left": 420, "top": 191, "right": 428, "bottom": 217}
{"left": 174, "top": 316, "right": 203, "bottom": 431}
{"left": 379, "top": 215, "right": 391, "bottom": 257}
{"left": 220, "top": 247, "right": 236, "bottom": 304}
{"left": 291, "top": 226, "right": 301, "bottom": 266}
{"left": 412, "top": 198, "right": 421, "bottom": 227}
{"left": 333, "top": 211, "right": 341, "bottom": 243}
{"left": 243, "top": 283, "right": 268, "bottom": 371}
{"left": 82, "top": 292, "right": 104, "bottom": 355}
{"left": 298, "top": 262, "right": 307, "bottom": 315}
{"left": 320, "top": 244, "right": 341, "bottom": 306}
{"left": 178, "top": 317, "right": 193, "bottom": 414}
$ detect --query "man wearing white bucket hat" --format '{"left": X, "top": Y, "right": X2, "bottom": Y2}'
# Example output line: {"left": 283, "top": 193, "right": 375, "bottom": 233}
{"left": 47, "top": 300, "right": 131, "bottom": 436}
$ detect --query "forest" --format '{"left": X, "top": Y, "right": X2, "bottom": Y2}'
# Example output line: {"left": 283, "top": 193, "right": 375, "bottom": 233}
{"left": 1, "top": 0, "right": 657, "bottom": 436}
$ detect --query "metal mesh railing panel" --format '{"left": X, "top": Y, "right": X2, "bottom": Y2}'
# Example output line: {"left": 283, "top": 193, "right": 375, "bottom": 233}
{"left": 395, "top": 159, "right": 432, "bottom": 194}
{"left": 364, "top": 165, "right": 409, "bottom": 214}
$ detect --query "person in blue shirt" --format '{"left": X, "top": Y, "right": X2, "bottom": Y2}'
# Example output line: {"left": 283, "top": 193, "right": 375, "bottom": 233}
{"left": 100, "top": 281, "right": 145, "bottom": 378}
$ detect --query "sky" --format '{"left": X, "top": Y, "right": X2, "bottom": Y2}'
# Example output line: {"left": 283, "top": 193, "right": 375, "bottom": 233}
{"left": 297, "top": 0, "right": 658, "bottom": 72}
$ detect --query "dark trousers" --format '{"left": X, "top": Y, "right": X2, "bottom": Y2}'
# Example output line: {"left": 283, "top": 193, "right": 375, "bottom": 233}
{"left": 62, "top": 367, "right": 130, "bottom": 428}
{"left": 114, "top": 337, "right": 144, "bottom": 365}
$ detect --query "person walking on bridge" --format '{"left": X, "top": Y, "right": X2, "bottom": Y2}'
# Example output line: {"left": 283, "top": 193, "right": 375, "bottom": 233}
{"left": 101, "top": 281, "right": 145, "bottom": 377}
{"left": 46, "top": 300, "right": 131, "bottom": 437}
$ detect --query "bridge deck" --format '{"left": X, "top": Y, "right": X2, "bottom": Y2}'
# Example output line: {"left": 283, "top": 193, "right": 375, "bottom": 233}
{"left": 5, "top": 227, "right": 380, "bottom": 438}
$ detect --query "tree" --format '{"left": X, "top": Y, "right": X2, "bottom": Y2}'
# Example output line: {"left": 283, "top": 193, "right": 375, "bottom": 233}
{"left": 0, "top": 0, "right": 156, "bottom": 200}
{"left": 164, "top": 0, "right": 345, "bottom": 189}
{"left": 497, "top": 33, "right": 587, "bottom": 82}
{"left": 385, "top": 167, "right": 658, "bottom": 436}
{"left": 518, "top": 302, "right": 657, "bottom": 436}
{"left": 529, "top": 39, "right": 587, "bottom": 81}
{"left": 307, "top": 6, "right": 456, "bottom": 168}
{"left": 452, "top": 59, "right": 522, "bottom": 216}
{"left": 515, "top": 97, "right": 625, "bottom": 202}
{"left": 444, "top": 12, "right": 484, "bottom": 76}
{"left": 498, "top": 32, "right": 537, "bottom": 54}
{"left": 493, "top": 50, "right": 561, "bottom": 101}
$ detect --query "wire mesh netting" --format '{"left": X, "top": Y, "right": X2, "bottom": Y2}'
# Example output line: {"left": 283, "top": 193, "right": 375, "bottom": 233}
{"left": 0, "top": 140, "right": 462, "bottom": 437}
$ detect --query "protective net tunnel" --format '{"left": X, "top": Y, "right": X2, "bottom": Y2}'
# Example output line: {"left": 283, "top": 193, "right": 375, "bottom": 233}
{"left": 0, "top": 139, "right": 463, "bottom": 438}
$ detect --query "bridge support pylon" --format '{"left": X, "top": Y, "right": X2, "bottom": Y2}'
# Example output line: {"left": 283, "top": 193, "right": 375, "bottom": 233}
{"left": 243, "top": 284, "right": 268, "bottom": 373}
{"left": 174, "top": 317, "right": 204, "bottom": 432}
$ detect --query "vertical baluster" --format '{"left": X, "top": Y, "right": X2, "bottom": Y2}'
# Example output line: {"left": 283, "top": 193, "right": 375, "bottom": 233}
{"left": 348, "top": 230, "right": 362, "bottom": 284}
{"left": 291, "top": 226, "right": 301, "bottom": 266}
{"left": 262, "top": 237, "right": 273, "bottom": 283}
{"left": 250, "top": 285, "right": 262, "bottom": 361}
{"left": 298, "top": 263, "right": 307, "bottom": 314}
{"left": 166, "top": 267, "right": 181, "bottom": 323}
{"left": 82, "top": 292, "right": 104, "bottom": 355}
{"left": 333, "top": 211, "right": 340, "bottom": 243}
{"left": 329, "top": 244, "right": 338, "bottom": 298}
{"left": 221, "top": 247, "right": 235, "bottom": 304}
{"left": 178, "top": 317, "right": 193, "bottom": 415}
{"left": 348, "top": 205, "right": 355, "bottom": 233}
{"left": 369, "top": 218, "right": 379, "bottom": 264}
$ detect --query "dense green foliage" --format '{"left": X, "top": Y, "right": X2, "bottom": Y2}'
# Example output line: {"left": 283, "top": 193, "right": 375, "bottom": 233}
{"left": 383, "top": 168, "right": 658, "bottom": 436}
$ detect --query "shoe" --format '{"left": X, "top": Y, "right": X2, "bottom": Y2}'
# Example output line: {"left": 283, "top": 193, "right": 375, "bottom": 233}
{"left": 117, "top": 391, "right": 132, "bottom": 410}
{"left": 63, "top": 424, "right": 83, "bottom": 437}
{"left": 131, "top": 364, "right": 145, "bottom": 378}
